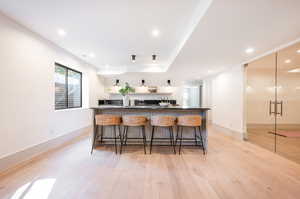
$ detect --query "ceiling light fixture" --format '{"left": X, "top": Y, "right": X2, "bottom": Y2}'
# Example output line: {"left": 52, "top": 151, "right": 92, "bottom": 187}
{"left": 285, "top": 59, "right": 291, "bottom": 63}
{"left": 57, "top": 29, "right": 66, "bottom": 36}
{"left": 152, "top": 54, "right": 157, "bottom": 62}
{"left": 131, "top": 54, "right": 136, "bottom": 63}
{"left": 297, "top": 49, "right": 300, "bottom": 54}
{"left": 89, "top": 53, "right": 95, "bottom": 58}
{"left": 152, "top": 29, "right": 160, "bottom": 37}
{"left": 245, "top": 48, "right": 254, "bottom": 54}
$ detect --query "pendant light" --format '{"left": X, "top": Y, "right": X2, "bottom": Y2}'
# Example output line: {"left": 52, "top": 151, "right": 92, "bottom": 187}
{"left": 131, "top": 54, "right": 136, "bottom": 63}
{"left": 114, "top": 79, "right": 120, "bottom": 86}
{"left": 167, "top": 80, "right": 171, "bottom": 86}
{"left": 152, "top": 54, "right": 157, "bottom": 62}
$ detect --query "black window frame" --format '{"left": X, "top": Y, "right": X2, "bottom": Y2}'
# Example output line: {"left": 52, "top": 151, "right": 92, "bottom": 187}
{"left": 55, "top": 62, "right": 83, "bottom": 110}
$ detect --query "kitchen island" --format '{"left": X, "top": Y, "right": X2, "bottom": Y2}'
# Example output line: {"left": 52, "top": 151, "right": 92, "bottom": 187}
{"left": 91, "top": 106, "right": 210, "bottom": 150}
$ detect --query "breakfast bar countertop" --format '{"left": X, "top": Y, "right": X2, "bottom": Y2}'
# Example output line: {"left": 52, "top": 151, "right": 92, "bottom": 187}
{"left": 91, "top": 105, "right": 210, "bottom": 110}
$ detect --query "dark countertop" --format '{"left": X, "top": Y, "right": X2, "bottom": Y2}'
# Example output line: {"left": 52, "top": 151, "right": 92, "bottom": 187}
{"left": 91, "top": 105, "right": 210, "bottom": 111}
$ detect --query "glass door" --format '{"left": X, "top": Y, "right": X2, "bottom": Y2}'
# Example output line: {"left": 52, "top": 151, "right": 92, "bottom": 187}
{"left": 246, "top": 53, "right": 277, "bottom": 152}
{"left": 276, "top": 42, "right": 300, "bottom": 164}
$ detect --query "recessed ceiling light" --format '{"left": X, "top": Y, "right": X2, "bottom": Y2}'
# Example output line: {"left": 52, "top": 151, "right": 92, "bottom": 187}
{"left": 285, "top": 59, "right": 291, "bottom": 64}
{"left": 297, "top": 49, "right": 300, "bottom": 54}
{"left": 245, "top": 48, "right": 254, "bottom": 54}
{"left": 207, "top": 70, "right": 214, "bottom": 74}
{"left": 152, "top": 29, "right": 160, "bottom": 37}
{"left": 89, "top": 53, "right": 95, "bottom": 58}
{"left": 57, "top": 29, "right": 66, "bottom": 36}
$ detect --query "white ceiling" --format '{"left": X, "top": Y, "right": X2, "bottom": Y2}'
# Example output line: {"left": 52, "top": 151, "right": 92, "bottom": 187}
{"left": 168, "top": 0, "right": 300, "bottom": 79}
{"left": 0, "top": 0, "right": 300, "bottom": 79}
{"left": 0, "top": 0, "right": 212, "bottom": 74}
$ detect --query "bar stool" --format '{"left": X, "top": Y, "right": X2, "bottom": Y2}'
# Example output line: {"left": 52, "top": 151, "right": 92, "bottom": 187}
{"left": 150, "top": 115, "right": 176, "bottom": 154}
{"left": 120, "top": 115, "right": 148, "bottom": 154}
{"left": 91, "top": 114, "right": 121, "bottom": 154}
{"left": 176, "top": 115, "right": 205, "bottom": 155}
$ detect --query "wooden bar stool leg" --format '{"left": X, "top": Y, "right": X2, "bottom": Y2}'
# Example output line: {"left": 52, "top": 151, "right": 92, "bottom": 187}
{"left": 198, "top": 126, "right": 206, "bottom": 155}
{"left": 169, "top": 127, "right": 176, "bottom": 154}
{"left": 150, "top": 126, "right": 155, "bottom": 154}
{"left": 91, "top": 125, "right": 98, "bottom": 155}
{"left": 179, "top": 126, "right": 183, "bottom": 155}
{"left": 113, "top": 126, "right": 118, "bottom": 154}
{"left": 142, "top": 126, "right": 147, "bottom": 154}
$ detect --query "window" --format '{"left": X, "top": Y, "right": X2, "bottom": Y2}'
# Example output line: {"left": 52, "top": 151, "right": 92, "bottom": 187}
{"left": 55, "top": 63, "right": 82, "bottom": 110}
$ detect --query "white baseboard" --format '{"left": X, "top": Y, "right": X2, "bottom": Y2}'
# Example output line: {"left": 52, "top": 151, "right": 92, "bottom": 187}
{"left": 0, "top": 126, "right": 91, "bottom": 175}
{"left": 211, "top": 124, "right": 244, "bottom": 140}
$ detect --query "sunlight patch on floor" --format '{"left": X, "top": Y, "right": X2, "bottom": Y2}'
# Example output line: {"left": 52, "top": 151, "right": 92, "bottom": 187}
{"left": 10, "top": 178, "right": 56, "bottom": 199}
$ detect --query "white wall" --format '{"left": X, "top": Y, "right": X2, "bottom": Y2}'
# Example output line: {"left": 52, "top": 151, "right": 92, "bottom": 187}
{"left": 202, "top": 78, "right": 212, "bottom": 122}
{"left": 209, "top": 65, "right": 245, "bottom": 133}
{"left": 0, "top": 13, "right": 104, "bottom": 159}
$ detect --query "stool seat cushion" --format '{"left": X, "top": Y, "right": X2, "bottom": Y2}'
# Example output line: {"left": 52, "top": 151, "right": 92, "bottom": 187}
{"left": 122, "top": 115, "right": 148, "bottom": 126}
{"left": 177, "top": 115, "right": 202, "bottom": 127}
{"left": 95, "top": 114, "right": 121, "bottom": 126}
{"left": 151, "top": 115, "right": 176, "bottom": 127}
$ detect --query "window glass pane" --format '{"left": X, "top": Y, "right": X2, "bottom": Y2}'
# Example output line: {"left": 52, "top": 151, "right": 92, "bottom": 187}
{"left": 68, "top": 70, "right": 82, "bottom": 108}
{"left": 55, "top": 65, "right": 67, "bottom": 109}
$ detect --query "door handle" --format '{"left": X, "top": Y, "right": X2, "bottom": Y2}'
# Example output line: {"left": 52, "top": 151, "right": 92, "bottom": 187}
{"left": 276, "top": 101, "right": 283, "bottom": 116}
{"left": 269, "top": 101, "right": 276, "bottom": 115}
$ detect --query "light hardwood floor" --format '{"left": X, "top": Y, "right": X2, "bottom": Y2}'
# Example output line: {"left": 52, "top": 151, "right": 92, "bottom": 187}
{"left": 248, "top": 125, "right": 300, "bottom": 164}
{"left": 1, "top": 125, "right": 300, "bottom": 199}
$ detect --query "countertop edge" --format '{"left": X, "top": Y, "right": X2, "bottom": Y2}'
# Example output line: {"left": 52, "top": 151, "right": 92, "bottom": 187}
{"left": 90, "top": 106, "right": 210, "bottom": 110}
